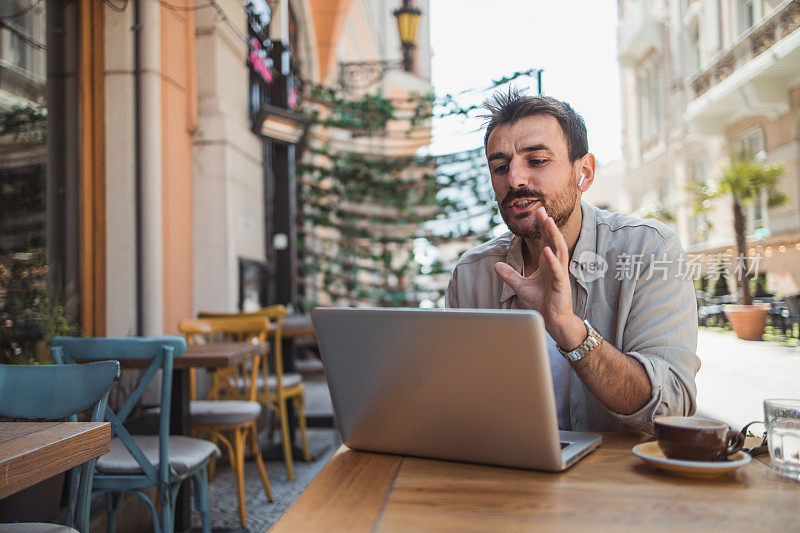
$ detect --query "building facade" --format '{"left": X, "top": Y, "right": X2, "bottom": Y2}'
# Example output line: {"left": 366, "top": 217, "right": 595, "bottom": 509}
{"left": 298, "top": 0, "right": 433, "bottom": 308}
{"left": 1, "top": 0, "right": 105, "bottom": 361}
{"left": 617, "top": 0, "right": 800, "bottom": 293}
{"left": 0, "top": 0, "right": 431, "bottom": 356}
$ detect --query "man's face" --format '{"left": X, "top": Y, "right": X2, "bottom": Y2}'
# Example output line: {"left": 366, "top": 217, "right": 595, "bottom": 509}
{"left": 485, "top": 115, "right": 580, "bottom": 243}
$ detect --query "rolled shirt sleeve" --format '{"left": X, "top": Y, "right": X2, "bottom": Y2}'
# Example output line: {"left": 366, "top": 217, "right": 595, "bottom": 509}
{"left": 607, "top": 234, "right": 701, "bottom": 432}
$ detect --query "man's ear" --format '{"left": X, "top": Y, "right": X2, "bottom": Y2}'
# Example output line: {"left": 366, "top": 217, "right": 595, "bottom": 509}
{"left": 577, "top": 153, "right": 596, "bottom": 192}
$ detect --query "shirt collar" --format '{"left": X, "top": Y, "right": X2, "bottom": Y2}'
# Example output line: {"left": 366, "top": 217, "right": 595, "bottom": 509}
{"left": 500, "top": 201, "right": 596, "bottom": 303}
{"left": 501, "top": 234, "right": 524, "bottom": 303}
{"left": 569, "top": 201, "right": 597, "bottom": 291}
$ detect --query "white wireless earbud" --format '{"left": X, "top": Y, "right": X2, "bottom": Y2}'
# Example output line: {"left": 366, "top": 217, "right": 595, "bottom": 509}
{"left": 578, "top": 173, "right": 586, "bottom": 188}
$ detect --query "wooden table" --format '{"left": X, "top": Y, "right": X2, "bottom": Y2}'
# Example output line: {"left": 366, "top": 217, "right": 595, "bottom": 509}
{"left": 279, "top": 314, "right": 316, "bottom": 341}
{"left": 273, "top": 433, "right": 800, "bottom": 532}
{"left": 0, "top": 422, "right": 111, "bottom": 500}
{"left": 121, "top": 342, "right": 265, "bottom": 532}
{"left": 119, "top": 342, "right": 267, "bottom": 370}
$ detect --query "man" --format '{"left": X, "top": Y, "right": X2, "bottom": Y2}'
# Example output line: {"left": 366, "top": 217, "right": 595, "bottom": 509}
{"left": 445, "top": 90, "right": 700, "bottom": 433}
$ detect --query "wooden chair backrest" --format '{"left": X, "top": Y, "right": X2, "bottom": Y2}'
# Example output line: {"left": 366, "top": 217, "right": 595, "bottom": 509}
{"left": 197, "top": 306, "right": 289, "bottom": 389}
{"left": 177, "top": 317, "right": 269, "bottom": 401}
{"left": 51, "top": 337, "right": 187, "bottom": 488}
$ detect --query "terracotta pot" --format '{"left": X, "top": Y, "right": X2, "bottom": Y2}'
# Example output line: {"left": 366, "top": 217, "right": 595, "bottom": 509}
{"left": 724, "top": 304, "right": 768, "bottom": 341}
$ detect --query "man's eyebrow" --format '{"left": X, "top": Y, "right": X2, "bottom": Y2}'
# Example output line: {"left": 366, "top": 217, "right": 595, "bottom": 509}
{"left": 487, "top": 144, "right": 554, "bottom": 162}
{"left": 487, "top": 151, "right": 509, "bottom": 162}
{"left": 520, "top": 144, "right": 553, "bottom": 154}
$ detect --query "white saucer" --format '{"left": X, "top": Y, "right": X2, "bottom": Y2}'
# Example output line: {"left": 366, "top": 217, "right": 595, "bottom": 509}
{"left": 632, "top": 441, "right": 751, "bottom": 478}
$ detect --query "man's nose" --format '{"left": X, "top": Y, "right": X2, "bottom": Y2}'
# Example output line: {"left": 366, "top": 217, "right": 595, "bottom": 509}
{"left": 507, "top": 159, "right": 528, "bottom": 189}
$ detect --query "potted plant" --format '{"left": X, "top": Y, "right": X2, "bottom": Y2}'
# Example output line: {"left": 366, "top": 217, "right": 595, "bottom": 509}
{"left": 689, "top": 156, "right": 787, "bottom": 340}
{"left": 0, "top": 276, "right": 78, "bottom": 522}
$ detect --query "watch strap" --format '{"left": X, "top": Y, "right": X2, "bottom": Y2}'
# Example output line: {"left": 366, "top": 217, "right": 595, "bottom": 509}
{"left": 557, "top": 319, "right": 602, "bottom": 362}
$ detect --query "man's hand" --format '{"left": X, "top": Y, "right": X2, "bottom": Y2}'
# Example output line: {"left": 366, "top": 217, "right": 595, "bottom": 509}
{"left": 494, "top": 206, "right": 652, "bottom": 414}
{"left": 494, "top": 206, "right": 586, "bottom": 350}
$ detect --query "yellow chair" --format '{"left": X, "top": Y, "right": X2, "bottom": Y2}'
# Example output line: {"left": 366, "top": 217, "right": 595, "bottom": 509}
{"left": 178, "top": 317, "right": 274, "bottom": 528}
{"left": 198, "top": 306, "right": 311, "bottom": 481}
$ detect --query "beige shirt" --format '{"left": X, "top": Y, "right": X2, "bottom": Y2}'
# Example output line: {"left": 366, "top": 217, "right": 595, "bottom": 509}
{"left": 445, "top": 202, "right": 701, "bottom": 433}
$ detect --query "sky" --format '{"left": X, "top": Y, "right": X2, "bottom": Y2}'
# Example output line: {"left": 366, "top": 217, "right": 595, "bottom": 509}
{"left": 427, "top": 0, "right": 623, "bottom": 166}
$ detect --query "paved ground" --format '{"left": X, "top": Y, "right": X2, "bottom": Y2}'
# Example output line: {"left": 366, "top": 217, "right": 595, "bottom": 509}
{"left": 695, "top": 328, "right": 800, "bottom": 430}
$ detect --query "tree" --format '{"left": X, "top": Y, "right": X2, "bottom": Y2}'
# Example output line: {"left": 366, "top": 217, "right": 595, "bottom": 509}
{"left": 689, "top": 157, "right": 787, "bottom": 306}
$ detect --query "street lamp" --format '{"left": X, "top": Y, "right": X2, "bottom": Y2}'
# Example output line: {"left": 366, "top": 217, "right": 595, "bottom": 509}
{"left": 339, "top": 1, "right": 423, "bottom": 90}
{"left": 393, "top": 0, "right": 422, "bottom": 72}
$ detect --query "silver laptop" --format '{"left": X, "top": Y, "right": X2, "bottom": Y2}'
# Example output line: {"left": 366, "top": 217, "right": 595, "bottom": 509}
{"left": 311, "top": 307, "right": 602, "bottom": 471}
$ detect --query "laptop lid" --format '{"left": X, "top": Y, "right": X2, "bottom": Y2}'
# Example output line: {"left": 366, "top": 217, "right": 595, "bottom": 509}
{"left": 312, "top": 307, "right": 595, "bottom": 471}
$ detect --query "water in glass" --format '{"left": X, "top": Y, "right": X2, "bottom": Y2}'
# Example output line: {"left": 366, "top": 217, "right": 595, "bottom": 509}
{"left": 765, "top": 400, "right": 800, "bottom": 482}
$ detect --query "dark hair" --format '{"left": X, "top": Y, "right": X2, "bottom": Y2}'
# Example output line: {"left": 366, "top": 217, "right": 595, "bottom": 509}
{"left": 482, "top": 88, "right": 589, "bottom": 162}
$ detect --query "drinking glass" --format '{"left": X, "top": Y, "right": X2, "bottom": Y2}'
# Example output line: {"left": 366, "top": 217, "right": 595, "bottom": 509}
{"left": 764, "top": 399, "right": 800, "bottom": 482}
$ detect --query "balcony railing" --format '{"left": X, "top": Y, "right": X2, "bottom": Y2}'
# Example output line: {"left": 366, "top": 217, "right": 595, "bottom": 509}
{"left": 690, "top": 0, "right": 800, "bottom": 98}
{"left": 0, "top": 59, "right": 46, "bottom": 106}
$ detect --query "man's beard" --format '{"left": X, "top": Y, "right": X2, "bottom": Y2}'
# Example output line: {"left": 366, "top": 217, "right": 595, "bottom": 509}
{"left": 497, "top": 175, "right": 578, "bottom": 243}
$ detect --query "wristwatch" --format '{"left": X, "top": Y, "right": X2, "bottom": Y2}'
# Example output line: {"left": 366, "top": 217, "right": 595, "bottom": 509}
{"left": 557, "top": 319, "right": 603, "bottom": 362}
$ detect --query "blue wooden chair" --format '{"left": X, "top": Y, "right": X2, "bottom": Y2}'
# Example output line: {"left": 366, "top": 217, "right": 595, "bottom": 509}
{"left": 51, "top": 337, "right": 219, "bottom": 533}
{"left": 0, "top": 360, "right": 120, "bottom": 532}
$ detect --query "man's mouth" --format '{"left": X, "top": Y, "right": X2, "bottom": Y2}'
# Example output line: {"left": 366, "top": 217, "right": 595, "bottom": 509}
{"left": 509, "top": 198, "right": 539, "bottom": 214}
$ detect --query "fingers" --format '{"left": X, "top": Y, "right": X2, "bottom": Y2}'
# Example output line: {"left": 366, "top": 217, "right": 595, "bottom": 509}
{"left": 536, "top": 207, "right": 569, "bottom": 267}
{"left": 494, "top": 261, "right": 524, "bottom": 291}
{"left": 542, "top": 246, "right": 568, "bottom": 286}
{"left": 548, "top": 218, "right": 569, "bottom": 266}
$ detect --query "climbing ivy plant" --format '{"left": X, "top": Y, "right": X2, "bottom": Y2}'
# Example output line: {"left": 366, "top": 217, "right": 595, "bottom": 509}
{"left": 296, "top": 70, "right": 541, "bottom": 308}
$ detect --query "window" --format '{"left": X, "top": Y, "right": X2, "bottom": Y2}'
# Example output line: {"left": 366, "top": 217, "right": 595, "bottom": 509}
{"left": 752, "top": 188, "right": 767, "bottom": 230}
{"left": 1, "top": 0, "right": 81, "bottom": 362}
{"left": 734, "top": 0, "right": 756, "bottom": 36}
{"left": 657, "top": 176, "right": 668, "bottom": 206}
{"left": 689, "top": 157, "right": 710, "bottom": 243}
{"left": 688, "top": 18, "right": 701, "bottom": 73}
{"left": 637, "top": 54, "right": 662, "bottom": 148}
{"left": 735, "top": 126, "right": 765, "bottom": 160}
{"left": 733, "top": 126, "right": 768, "bottom": 233}
{"left": 1, "top": 1, "right": 34, "bottom": 71}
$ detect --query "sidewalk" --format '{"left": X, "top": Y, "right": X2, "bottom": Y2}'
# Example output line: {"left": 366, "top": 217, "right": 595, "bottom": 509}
{"left": 695, "top": 329, "right": 800, "bottom": 430}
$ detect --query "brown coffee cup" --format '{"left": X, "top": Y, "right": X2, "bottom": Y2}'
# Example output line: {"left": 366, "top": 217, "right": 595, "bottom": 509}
{"left": 654, "top": 416, "right": 744, "bottom": 461}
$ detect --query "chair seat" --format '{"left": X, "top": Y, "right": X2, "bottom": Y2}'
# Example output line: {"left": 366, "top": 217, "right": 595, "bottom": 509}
{"left": 267, "top": 372, "right": 302, "bottom": 390}
{"left": 190, "top": 400, "right": 262, "bottom": 426}
{"left": 234, "top": 372, "right": 302, "bottom": 392}
{"left": 96, "top": 435, "right": 220, "bottom": 476}
{"left": 0, "top": 525, "right": 77, "bottom": 532}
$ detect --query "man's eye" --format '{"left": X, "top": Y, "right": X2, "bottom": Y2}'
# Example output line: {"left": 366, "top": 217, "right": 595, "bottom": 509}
{"left": 529, "top": 159, "right": 546, "bottom": 166}
{"left": 494, "top": 164, "right": 508, "bottom": 173}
